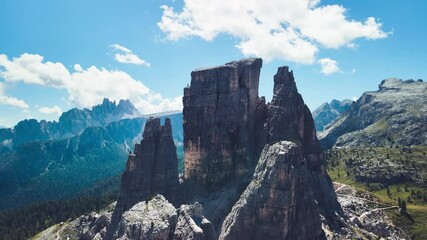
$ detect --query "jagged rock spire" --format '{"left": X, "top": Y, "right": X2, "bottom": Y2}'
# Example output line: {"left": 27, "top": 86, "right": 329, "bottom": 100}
{"left": 183, "top": 58, "right": 265, "bottom": 191}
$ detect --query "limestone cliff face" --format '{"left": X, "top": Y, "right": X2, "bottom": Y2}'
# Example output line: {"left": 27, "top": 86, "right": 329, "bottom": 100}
{"left": 263, "top": 67, "right": 339, "bottom": 211}
{"left": 219, "top": 141, "right": 325, "bottom": 240}
{"left": 264, "top": 66, "right": 322, "bottom": 169}
{"left": 35, "top": 59, "right": 344, "bottom": 240}
{"left": 183, "top": 58, "right": 265, "bottom": 191}
{"left": 105, "top": 117, "right": 179, "bottom": 240}
{"left": 117, "top": 117, "right": 179, "bottom": 211}
{"left": 183, "top": 60, "right": 339, "bottom": 212}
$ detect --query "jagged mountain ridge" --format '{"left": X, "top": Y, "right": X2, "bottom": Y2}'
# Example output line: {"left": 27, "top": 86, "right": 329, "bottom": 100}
{"left": 35, "top": 58, "right": 345, "bottom": 240}
{"left": 319, "top": 78, "right": 426, "bottom": 149}
{"left": 312, "top": 99, "right": 352, "bottom": 132}
{"left": 0, "top": 99, "right": 183, "bottom": 211}
{"left": 2, "top": 98, "right": 141, "bottom": 148}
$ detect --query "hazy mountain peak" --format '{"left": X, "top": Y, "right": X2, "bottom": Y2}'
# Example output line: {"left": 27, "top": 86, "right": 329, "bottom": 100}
{"left": 312, "top": 99, "right": 352, "bottom": 132}
{"left": 116, "top": 99, "right": 138, "bottom": 115}
{"left": 319, "top": 78, "right": 427, "bottom": 148}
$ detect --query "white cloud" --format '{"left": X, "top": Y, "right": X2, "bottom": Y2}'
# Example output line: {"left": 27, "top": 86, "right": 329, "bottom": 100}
{"left": 318, "top": 58, "right": 339, "bottom": 75}
{"left": 0, "top": 54, "right": 70, "bottom": 87}
{"left": 0, "top": 82, "right": 29, "bottom": 109}
{"left": 110, "top": 44, "right": 132, "bottom": 53}
{"left": 74, "top": 64, "right": 83, "bottom": 72}
{"left": 0, "top": 53, "right": 182, "bottom": 114}
{"left": 346, "top": 43, "right": 358, "bottom": 49}
{"left": 38, "top": 105, "right": 62, "bottom": 115}
{"left": 110, "top": 44, "right": 151, "bottom": 67}
{"left": 352, "top": 96, "right": 358, "bottom": 101}
{"left": 0, "top": 95, "right": 29, "bottom": 109}
{"left": 158, "top": 0, "right": 388, "bottom": 64}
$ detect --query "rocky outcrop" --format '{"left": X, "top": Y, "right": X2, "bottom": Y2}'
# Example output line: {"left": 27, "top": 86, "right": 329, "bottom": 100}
{"left": 219, "top": 141, "right": 325, "bottom": 240}
{"left": 174, "top": 203, "right": 217, "bottom": 240}
{"left": 264, "top": 67, "right": 323, "bottom": 169}
{"left": 115, "top": 117, "right": 179, "bottom": 211}
{"left": 115, "top": 195, "right": 178, "bottom": 240}
{"left": 183, "top": 58, "right": 265, "bottom": 191}
{"left": 34, "top": 195, "right": 178, "bottom": 240}
{"left": 319, "top": 78, "right": 427, "bottom": 149}
{"left": 263, "top": 66, "right": 339, "bottom": 211}
{"left": 106, "top": 117, "right": 180, "bottom": 239}
{"left": 312, "top": 99, "right": 352, "bottom": 132}
{"left": 34, "top": 58, "right": 343, "bottom": 240}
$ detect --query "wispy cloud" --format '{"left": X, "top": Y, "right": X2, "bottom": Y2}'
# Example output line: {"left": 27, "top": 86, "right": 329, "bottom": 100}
{"left": 0, "top": 82, "right": 29, "bottom": 109}
{"left": 38, "top": 105, "right": 62, "bottom": 115}
{"left": 318, "top": 58, "right": 340, "bottom": 75}
{"left": 158, "top": 0, "right": 388, "bottom": 64}
{"left": 110, "top": 44, "right": 151, "bottom": 67}
{"left": 0, "top": 53, "right": 181, "bottom": 114}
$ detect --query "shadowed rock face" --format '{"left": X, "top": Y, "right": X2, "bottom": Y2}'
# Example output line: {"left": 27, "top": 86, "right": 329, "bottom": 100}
{"left": 265, "top": 66, "right": 323, "bottom": 170}
{"left": 183, "top": 60, "right": 339, "bottom": 212}
{"left": 262, "top": 67, "right": 340, "bottom": 212}
{"left": 105, "top": 117, "right": 179, "bottom": 240}
{"left": 118, "top": 117, "right": 179, "bottom": 211}
{"left": 219, "top": 141, "right": 325, "bottom": 240}
{"left": 43, "top": 59, "right": 342, "bottom": 240}
{"left": 183, "top": 58, "right": 265, "bottom": 191}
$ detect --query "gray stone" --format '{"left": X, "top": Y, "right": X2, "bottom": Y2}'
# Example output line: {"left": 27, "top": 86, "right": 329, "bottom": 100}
{"left": 219, "top": 141, "right": 325, "bottom": 240}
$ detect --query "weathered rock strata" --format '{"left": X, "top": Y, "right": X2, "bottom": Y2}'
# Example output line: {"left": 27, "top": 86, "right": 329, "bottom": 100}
{"left": 106, "top": 117, "right": 180, "bottom": 239}
{"left": 219, "top": 141, "right": 325, "bottom": 240}
{"left": 174, "top": 203, "right": 217, "bottom": 240}
{"left": 115, "top": 195, "right": 178, "bottom": 240}
{"left": 183, "top": 58, "right": 265, "bottom": 191}
{"left": 35, "top": 58, "right": 344, "bottom": 240}
{"left": 117, "top": 117, "right": 179, "bottom": 211}
{"left": 262, "top": 66, "right": 339, "bottom": 212}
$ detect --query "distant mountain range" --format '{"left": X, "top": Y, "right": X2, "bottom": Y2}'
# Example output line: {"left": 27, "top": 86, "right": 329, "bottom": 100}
{"left": 312, "top": 99, "right": 352, "bottom": 132}
{"left": 318, "top": 78, "right": 426, "bottom": 149}
{"left": 0, "top": 99, "right": 183, "bottom": 211}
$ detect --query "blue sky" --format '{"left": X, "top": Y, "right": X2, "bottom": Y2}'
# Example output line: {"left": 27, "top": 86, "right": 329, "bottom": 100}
{"left": 0, "top": 0, "right": 426, "bottom": 127}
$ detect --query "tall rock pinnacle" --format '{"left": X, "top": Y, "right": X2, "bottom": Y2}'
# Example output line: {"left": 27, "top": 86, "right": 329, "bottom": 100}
{"left": 265, "top": 66, "right": 323, "bottom": 170}
{"left": 220, "top": 141, "right": 325, "bottom": 240}
{"left": 183, "top": 58, "right": 265, "bottom": 191}
{"left": 118, "top": 117, "right": 179, "bottom": 210}
{"left": 105, "top": 117, "right": 179, "bottom": 239}
{"left": 264, "top": 66, "right": 339, "bottom": 211}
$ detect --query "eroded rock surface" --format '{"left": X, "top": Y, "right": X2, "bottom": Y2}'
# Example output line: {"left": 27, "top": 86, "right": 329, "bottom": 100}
{"left": 183, "top": 58, "right": 265, "bottom": 191}
{"left": 220, "top": 141, "right": 325, "bottom": 240}
{"left": 174, "top": 203, "right": 217, "bottom": 240}
{"left": 115, "top": 195, "right": 178, "bottom": 240}
{"left": 34, "top": 59, "right": 346, "bottom": 240}
{"left": 324, "top": 183, "right": 406, "bottom": 240}
{"left": 117, "top": 117, "right": 179, "bottom": 211}
{"left": 319, "top": 78, "right": 427, "bottom": 148}
{"left": 263, "top": 66, "right": 339, "bottom": 212}
{"left": 105, "top": 117, "right": 180, "bottom": 239}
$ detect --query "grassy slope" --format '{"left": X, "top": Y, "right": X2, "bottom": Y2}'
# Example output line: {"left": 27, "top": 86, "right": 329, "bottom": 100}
{"left": 327, "top": 146, "right": 427, "bottom": 239}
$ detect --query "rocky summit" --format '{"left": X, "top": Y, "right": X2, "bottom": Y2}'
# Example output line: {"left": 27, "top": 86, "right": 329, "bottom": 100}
{"left": 117, "top": 117, "right": 179, "bottom": 211}
{"left": 312, "top": 99, "right": 352, "bottom": 132}
{"left": 183, "top": 58, "right": 265, "bottom": 191}
{"left": 105, "top": 117, "right": 179, "bottom": 239}
{"left": 319, "top": 78, "right": 427, "bottom": 149}
{"left": 35, "top": 58, "right": 345, "bottom": 240}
